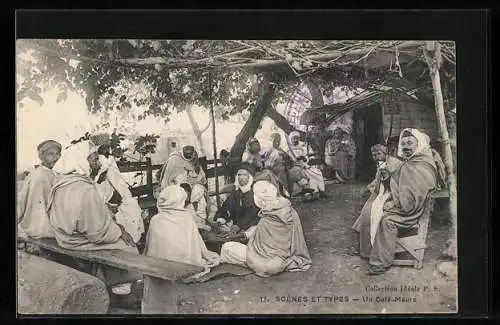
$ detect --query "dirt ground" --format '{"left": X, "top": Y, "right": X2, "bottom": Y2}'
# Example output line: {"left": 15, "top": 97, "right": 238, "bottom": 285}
{"left": 110, "top": 182, "right": 457, "bottom": 315}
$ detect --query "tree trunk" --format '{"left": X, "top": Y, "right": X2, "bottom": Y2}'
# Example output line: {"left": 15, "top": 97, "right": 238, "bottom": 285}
{"left": 266, "top": 93, "right": 321, "bottom": 156}
{"left": 304, "top": 80, "right": 328, "bottom": 163}
{"left": 265, "top": 105, "right": 304, "bottom": 136}
{"left": 230, "top": 74, "right": 276, "bottom": 159}
{"left": 424, "top": 41, "right": 457, "bottom": 259}
{"left": 185, "top": 104, "right": 207, "bottom": 156}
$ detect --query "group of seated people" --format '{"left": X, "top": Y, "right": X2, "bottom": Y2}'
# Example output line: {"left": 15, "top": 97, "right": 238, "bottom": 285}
{"left": 17, "top": 125, "right": 445, "bottom": 312}
{"left": 352, "top": 128, "right": 444, "bottom": 275}
{"left": 241, "top": 132, "right": 327, "bottom": 200}
{"left": 17, "top": 134, "right": 313, "bottom": 310}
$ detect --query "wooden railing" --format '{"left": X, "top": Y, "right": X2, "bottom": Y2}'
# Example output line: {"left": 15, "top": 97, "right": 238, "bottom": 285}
{"left": 117, "top": 156, "right": 241, "bottom": 207}
{"left": 117, "top": 158, "right": 161, "bottom": 200}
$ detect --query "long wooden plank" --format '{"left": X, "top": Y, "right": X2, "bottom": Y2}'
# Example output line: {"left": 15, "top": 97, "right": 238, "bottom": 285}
{"left": 19, "top": 237, "right": 203, "bottom": 281}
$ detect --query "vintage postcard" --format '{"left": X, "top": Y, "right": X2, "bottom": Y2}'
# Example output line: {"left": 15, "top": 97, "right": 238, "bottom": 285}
{"left": 16, "top": 38, "right": 458, "bottom": 315}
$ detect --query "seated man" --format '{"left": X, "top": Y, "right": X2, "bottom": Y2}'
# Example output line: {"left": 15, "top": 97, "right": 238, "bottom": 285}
{"left": 262, "top": 133, "right": 293, "bottom": 197}
{"left": 142, "top": 185, "right": 220, "bottom": 311}
{"left": 159, "top": 145, "right": 209, "bottom": 227}
{"left": 287, "top": 131, "right": 327, "bottom": 198}
{"left": 213, "top": 163, "right": 260, "bottom": 236}
{"left": 89, "top": 149, "right": 145, "bottom": 246}
{"left": 367, "top": 128, "right": 438, "bottom": 275}
{"left": 17, "top": 140, "right": 62, "bottom": 239}
{"left": 220, "top": 170, "right": 312, "bottom": 277}
{"left": 352, "top": 144, "right": 403, "bottom": 257}
{"left": 48, "top": 140, "right": 141, "bottom": 295}
{"left": 241, "top": 138, "right": 264, "bottom": 172}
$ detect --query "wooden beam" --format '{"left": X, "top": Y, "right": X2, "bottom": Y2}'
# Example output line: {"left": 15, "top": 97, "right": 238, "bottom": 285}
{"left": 423, "top": 41, "right": 457, "bottom": 259}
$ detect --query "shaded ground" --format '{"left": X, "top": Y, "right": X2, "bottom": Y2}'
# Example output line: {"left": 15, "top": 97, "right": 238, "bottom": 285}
{"left": 110, "top": 182, "right": 457, "bottom": 315}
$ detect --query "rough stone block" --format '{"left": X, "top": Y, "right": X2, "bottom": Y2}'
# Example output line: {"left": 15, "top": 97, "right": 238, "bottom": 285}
{"left": 17, "top": 251, "right": 110, "bottom": 315}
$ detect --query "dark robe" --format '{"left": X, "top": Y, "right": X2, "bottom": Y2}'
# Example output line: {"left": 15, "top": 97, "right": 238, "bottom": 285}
{"left": 369, "top": 151, "right": 437, "bottom": 268}
{"left": 214, "top": 188, "right": 260, "bottom": 231}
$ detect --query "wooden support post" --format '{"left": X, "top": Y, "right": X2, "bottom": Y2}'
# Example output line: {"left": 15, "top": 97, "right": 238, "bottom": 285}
{"left": 209, "top": 72, "right": 221, "bottom": 208}
{"left": 145, "top": 157, "right": 154, "bottom": 199}
{"left": 423, "top": 41, "right": 457, "bottom": 259}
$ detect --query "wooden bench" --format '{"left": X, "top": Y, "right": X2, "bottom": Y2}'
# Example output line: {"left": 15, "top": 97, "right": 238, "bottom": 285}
{"left": 18, "top": 237, "right": 203, "bottom": 282}
{"left": 18, "top": 237, "right": 204, "bottom": 313}
{"left": 393, "top": 189, "right": 449, "bottom": 269}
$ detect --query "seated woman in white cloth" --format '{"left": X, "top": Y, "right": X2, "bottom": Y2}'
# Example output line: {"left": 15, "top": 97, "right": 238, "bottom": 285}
{"left": 220, "top": 170, "right": 312, "bottom": 277}
{"left": 88, "top": 149, "right": 145, "bottom": 246}
{"left": 47, "top": 140, "right": 141, "bottom": 296}
{"left": 18, "top": 140, "right": 62, "bottom": 239}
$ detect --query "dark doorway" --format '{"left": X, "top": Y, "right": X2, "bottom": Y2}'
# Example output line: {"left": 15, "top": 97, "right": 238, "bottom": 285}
{"left": 353, "top": 103, "right": 384, "bottom": 182}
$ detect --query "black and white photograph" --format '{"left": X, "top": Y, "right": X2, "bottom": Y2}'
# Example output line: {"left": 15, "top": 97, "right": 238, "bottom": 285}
{"left": 16, "top": 38, "right": 459, "bottom": 315}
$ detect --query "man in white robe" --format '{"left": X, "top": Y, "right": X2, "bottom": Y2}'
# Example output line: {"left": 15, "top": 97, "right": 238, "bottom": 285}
{"left": 90, "top": 152, "right": 145, "bottom": 245}
{"left": 17, "top": 140, "right": 62, "bottom": 239}
{"left": 48, "top": 140, "right": 140, "bottom": 295}
{"left": 159, "top": 145, "right": 209, "bottom": 225}
{"left": 287, "top": 131, "right": 327, "bottom": 198}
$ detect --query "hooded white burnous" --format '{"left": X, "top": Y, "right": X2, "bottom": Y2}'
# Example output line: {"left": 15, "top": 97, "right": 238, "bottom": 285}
{"left": 93, "top": 154, "right": 145, "bottom": 243}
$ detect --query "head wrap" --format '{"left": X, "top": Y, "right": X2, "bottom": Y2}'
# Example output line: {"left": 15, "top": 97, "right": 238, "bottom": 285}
{"left": 246, "top": 137, "right": 260, "bottom": 150}
{"left": 234, "top": 168, "right": 254, "bottom": 193}
{"left": 253, "top": 179, "right": 279, "bottom": 210}
{"left": 181, "top": 145, "right": 197, "bottom": 162}
{"left": 371, "top": 144, "right": 388, "bottom": 155}
{"left": 397, "top": 128, "right": 432, "bottom": 159}
{"left": 157, "top": 185, "right": 187, "bottom": 212}
{"left": 289, "top": 131, "right": 301, "bottom": 140}
{"left": 52, "top": 140, "right": 98, "bottom": 176}
{"left": 37, "top": 140, "right": 62, "bottom": 156}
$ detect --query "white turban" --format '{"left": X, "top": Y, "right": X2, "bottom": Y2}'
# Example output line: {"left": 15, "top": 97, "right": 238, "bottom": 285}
{"left": 157, "top": 185, "right": 187, "bottom": 212}
{"left": 52, "top": 140, "right": 98, "bottom": 176}
{"left": 397, "top": 128, "right": 432, "bottom": 159}
{"left": 253, "top": 180, "right": 278, "bottom": 210}
{"left": 289, "top": 131, "right": 300, "bottom": 140}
